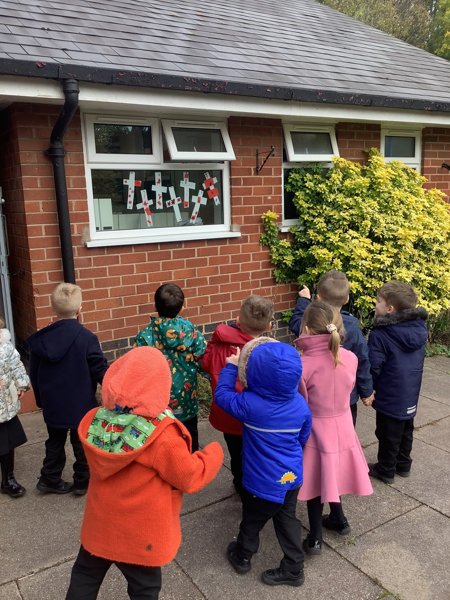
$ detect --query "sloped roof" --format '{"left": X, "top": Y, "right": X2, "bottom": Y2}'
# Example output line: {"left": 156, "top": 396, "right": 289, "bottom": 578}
{"left": 0, "top": 0, "right": 449, "bottom": 111}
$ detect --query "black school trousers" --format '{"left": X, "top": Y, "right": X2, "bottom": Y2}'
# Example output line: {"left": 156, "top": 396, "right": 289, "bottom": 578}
{"left": 236, "top": 486, "right": 304, "bottom": 576}
{"left": 66, "top": 546, "right": 161, "bottom": 600}
{"left": 375, "top": 412, "right": 414, "bottom": 479}
{"left": 39, "top": 425, "right": 89, "bottom": 490}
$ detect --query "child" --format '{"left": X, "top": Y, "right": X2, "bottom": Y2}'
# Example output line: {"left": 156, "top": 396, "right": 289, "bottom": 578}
{"left": 202, "top": 295, "right": 274, "bottom": 496}
{"left": 0, "top": 318, "right": 30, "bottom": 498}
{"left": 215, "top": 337, "right": 312, "bottom": 587}
{"left": 65, "top": 346, "right": 223, "bottom": 600}
{"left": 135, "top": 283, "right": 206, "bottom": 451}
{"left": 28, "top": 283, "right": 108, "bottom": 495}
{"left": 289, "top": 270, "right": 374, "bottom": 425}
{"left": 367, "top": 281, "right": 428, "bottom": 484}
{"left": 296, "top": 301, "right": 372, "bottom": 554}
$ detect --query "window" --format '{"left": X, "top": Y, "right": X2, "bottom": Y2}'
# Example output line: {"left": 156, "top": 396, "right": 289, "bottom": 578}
{"left": 282, "top": 125, "right": 339, "bottom": 227}
{"left": 381, "top": 129, "right": 422, "bottom": 171}
{"left": 162, "top": 120, "right": 235, "bottom": 161}
{"left": 83, "top": 115, "right": 237, "bottom": 247}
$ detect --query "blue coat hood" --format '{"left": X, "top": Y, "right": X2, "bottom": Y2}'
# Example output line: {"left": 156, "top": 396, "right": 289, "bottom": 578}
{"left": 215, "top": 340, "right": 312, "bottom": 503}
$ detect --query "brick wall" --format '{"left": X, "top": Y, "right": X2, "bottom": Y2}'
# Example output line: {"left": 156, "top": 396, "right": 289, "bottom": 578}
{"left": 336, "top": 122, "right": 381, "bottom": 162}
{"left": 422, "top": 127, "right": 450, "bottom": 202}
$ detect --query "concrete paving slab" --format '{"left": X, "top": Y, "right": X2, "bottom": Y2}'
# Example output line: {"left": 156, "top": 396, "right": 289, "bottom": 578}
{"left": 414, "top": 395, "right": 450, "bottom": 428}
{"left": 415, "top": 415, "right": 450, "bottom": 453}
{"left": 419, "top": 370, "right": 450, "bottom": 405}
{"left": 338, "top": 505, "right": 450, "bottom": 600}
{"left": 19, "top": 410, "right": 47, "bottom": 446}
{"left": 0, "top": 582, "right": 21, "bottom": 599}
{"left": 182, "top": 463, "right": 235, "bottom": 516}
{"left": 355, "top": 406, "right": 377, "bottom": 448}
{"left": 424, "top": 356, "right": 450, "bottom": 374}
{"left": 178, "top": 499, "right": 383, "bottom": 600}
{"left": 198, "top": 418, "right": 230, "bottom": 468}
{"left": 390, "top": 439, "right": 450, "bottom": 517}
{"left": 17, "top": 558, "right": 205, "bottom": 600}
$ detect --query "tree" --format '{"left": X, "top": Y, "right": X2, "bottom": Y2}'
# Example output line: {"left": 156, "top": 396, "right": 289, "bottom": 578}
{"left": 260, "top": 151, "right": 450, "bottom": 324}
{"left": 318, "top": 0, "right": 449, "bottom": 59}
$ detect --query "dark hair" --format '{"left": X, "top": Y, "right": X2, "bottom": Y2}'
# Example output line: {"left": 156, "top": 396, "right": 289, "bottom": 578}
{"left": 154, "top": 283, "right": 185, "bottom": 318}
{"left": 378, "top": 281, "right": 418, "bottom": 311}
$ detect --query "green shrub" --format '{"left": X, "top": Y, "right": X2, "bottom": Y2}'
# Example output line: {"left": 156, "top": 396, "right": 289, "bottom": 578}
{"left": 261, "top": 150, "right": 450, "bottom": 326}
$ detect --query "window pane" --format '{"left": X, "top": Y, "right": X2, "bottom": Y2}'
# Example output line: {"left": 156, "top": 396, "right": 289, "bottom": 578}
{"left": 94, "top": 124, "right": 152, "bottom": 154}
{"left": 283, "top": 168, "right": 298, "bottom": 220}
{"left": 91, "top": 169, "right": 224, "bottom": 231}
{"left": 385, "top": 136, "right": 415, "bottom": 158}
{"left": 172, "top": 127, "right": 226, "bottom": 152}
{"left": 291, "top": 132, "right": 333, "bottom": 155}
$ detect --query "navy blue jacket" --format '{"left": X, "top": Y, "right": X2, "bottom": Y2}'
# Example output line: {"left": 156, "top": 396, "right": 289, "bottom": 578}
{"left": 368, "top": 308, "right": 428, "bottom": 420}
{"left": 215, "top": 342, "right": 312, "bottom": 504}
{"left": 27, "top": 319, "right": 108, "bottom": 429}
{"left": 289, "top": 297, "right": 373, "bottom": 404}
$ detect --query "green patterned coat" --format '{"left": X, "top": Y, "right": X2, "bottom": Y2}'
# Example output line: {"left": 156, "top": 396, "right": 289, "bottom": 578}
{"left": 135, "top": 316, "right": 206, "bottom": 422}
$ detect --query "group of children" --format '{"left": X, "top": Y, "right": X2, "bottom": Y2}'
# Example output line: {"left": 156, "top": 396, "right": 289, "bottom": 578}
{"left": 0, "top": 272, "right": 428, "bottom": 598}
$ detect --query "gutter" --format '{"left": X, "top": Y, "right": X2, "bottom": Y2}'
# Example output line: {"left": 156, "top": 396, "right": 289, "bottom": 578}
{"left": 45, "top": 78, "right": 79, "bottom": 284}
{"left": 0, "top": 59, "right": 449, "bottom": 113}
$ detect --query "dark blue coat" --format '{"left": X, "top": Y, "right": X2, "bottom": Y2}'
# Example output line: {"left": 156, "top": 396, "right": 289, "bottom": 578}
{"left": 368, "top": 308, "right": 428, "bottom": 420}
{"left": 215, "top": 342, "right": 312, "bottom": 503}
{"left": 28, "top": 319, "right": 108, "bottom": 429}
{"left": 289, "top": 297, "right": 373, "bottom": 404}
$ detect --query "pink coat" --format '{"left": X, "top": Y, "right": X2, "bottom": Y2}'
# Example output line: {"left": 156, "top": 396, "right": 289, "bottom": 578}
{"left": 296, "top": 335, "right": 373, "bottom": 503}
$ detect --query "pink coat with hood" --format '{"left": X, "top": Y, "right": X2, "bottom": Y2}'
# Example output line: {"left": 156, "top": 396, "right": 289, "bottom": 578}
{"left": 296, "top": 334, "right": 372, "bottom": 503}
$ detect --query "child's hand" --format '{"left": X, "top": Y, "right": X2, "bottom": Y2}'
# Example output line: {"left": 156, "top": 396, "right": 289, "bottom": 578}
{"left": 361, "top": 393, "right": 375, "bottom": 406}
{"left": 226, "top": 347, "right": 241, "bottom": 366}
{"left": 298, "top": 286, "right": 311, "bottom": 299}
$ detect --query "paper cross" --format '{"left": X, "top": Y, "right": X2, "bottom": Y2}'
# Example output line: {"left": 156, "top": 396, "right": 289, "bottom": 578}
{"left": 136, "top": 190, "right": 154, "bottom": 227}
{"left": 190, "top": 190, "right": 207, "bottom": 224}
{"left": 123, "top": 171, "right": 142, "bottom": 210}
{"left": 152, "top": 172, "right": 167, "bottom": 210}
{"left": 202, "top": 171, "right": 220, "bottom": 205}
{"left": 180, "top": 172, "right": 196, "bottom": 208}
{"left": 166, "top": 186, "right": 182, "bottom": 222}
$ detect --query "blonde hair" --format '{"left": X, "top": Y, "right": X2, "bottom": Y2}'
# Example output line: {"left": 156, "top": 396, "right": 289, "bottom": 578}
{"left": 316, "top": 270, "right": 350, "bottom": 308}
{"left": 0, "top": 316, "right": 5, "bottom": 329}
{"left": 239, "top": 295, "right": 274, "bottom": 336}
{"left": 301, "top": 300, "right": 344, "bottom": 367}
{"left": 51, "top": 283, "right": 82, "bottom": 318}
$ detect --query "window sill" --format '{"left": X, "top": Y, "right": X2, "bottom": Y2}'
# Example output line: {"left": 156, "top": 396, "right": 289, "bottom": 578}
{"left": 85, "top": 229, "right": 242, "bottom": 248}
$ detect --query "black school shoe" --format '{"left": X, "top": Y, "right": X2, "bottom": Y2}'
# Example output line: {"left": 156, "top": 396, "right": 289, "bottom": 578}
{"left": 261, "top": 567, "right": 304, "bottom": 587}
{"left": 302, "top": 535, "right": 322, "bottom": 555}
{"left": 1, "top": 474, "right": 26, "bottom": 498}
{"left": 368, "top": 463, "right": 395, "bottom": 484}
{"left": 36, "top": 480, "right": 73, "bottom": 494}
{"left": 322, "top": 514, "right": 352, "bottom": 536}
{"left": 226, "top": 541, "right": 251, "bottom": 574}
{"left": 395, "top": 469, "right": 411, "bottom": 478}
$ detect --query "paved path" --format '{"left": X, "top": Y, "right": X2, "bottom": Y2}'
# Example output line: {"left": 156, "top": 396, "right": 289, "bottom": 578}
{"left": 1, "top": 356, "right": 449, "bottom": 600}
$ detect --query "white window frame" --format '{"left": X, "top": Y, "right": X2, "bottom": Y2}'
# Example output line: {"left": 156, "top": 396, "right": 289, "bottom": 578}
{"left": 82, "top": 114, "right": 238, "bottom": 247}
{"left": 283, "top": 124, "right": 339, "bottom": 163}
{"left": 162, "top": 119, "right": 236, "bottom": 161}
{"left": 84, "top": 115, "right": 161, "bottom": 165}
{"left": 381, "top": 129, "right": 422, "bottom": 171}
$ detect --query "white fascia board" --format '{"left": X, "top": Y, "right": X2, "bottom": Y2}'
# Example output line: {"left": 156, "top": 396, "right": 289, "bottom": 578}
{"left": 1, "top": 75, "right": 450, "bottom": 127}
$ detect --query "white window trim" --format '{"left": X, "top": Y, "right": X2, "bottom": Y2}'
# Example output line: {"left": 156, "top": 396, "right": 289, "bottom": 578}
{"left": 82, "top": 114, "right": 238, "bottom": 246}
{"left": 381, "top": 129, "right": 422, "bottom": 171}
{"left": 84, "top": 114, "right": 161, "bottom": 165}
{"left": 162, "top": 119, "right": 236, "bottom": 161}
{"left": 283, "top": 124, "right": 339, "bottom": 163}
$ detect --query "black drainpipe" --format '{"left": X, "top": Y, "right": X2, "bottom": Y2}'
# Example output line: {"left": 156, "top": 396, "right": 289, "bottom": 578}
{"left": 45, "top": 78, "right": 80, "bottom": 284}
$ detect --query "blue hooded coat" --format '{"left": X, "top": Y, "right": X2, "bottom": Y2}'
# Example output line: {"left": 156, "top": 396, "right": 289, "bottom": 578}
{"left": 215, "top": 341, "right": 312, "bottom": 503}
{"left": 368, "top": 308, "right": 428, "bottom": 420}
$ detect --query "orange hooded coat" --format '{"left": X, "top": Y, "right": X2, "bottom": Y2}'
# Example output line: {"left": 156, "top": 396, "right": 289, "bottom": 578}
{"left": 78, "top": 346, "right": 223, "bottom": 566}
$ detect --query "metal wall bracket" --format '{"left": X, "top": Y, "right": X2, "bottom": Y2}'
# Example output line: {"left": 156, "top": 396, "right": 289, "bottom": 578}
{"left": 442, "top": 162, "right": 450, "bottom": 171}
{"left": 256, "top": 145, "right": 275, "bottom": 174}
